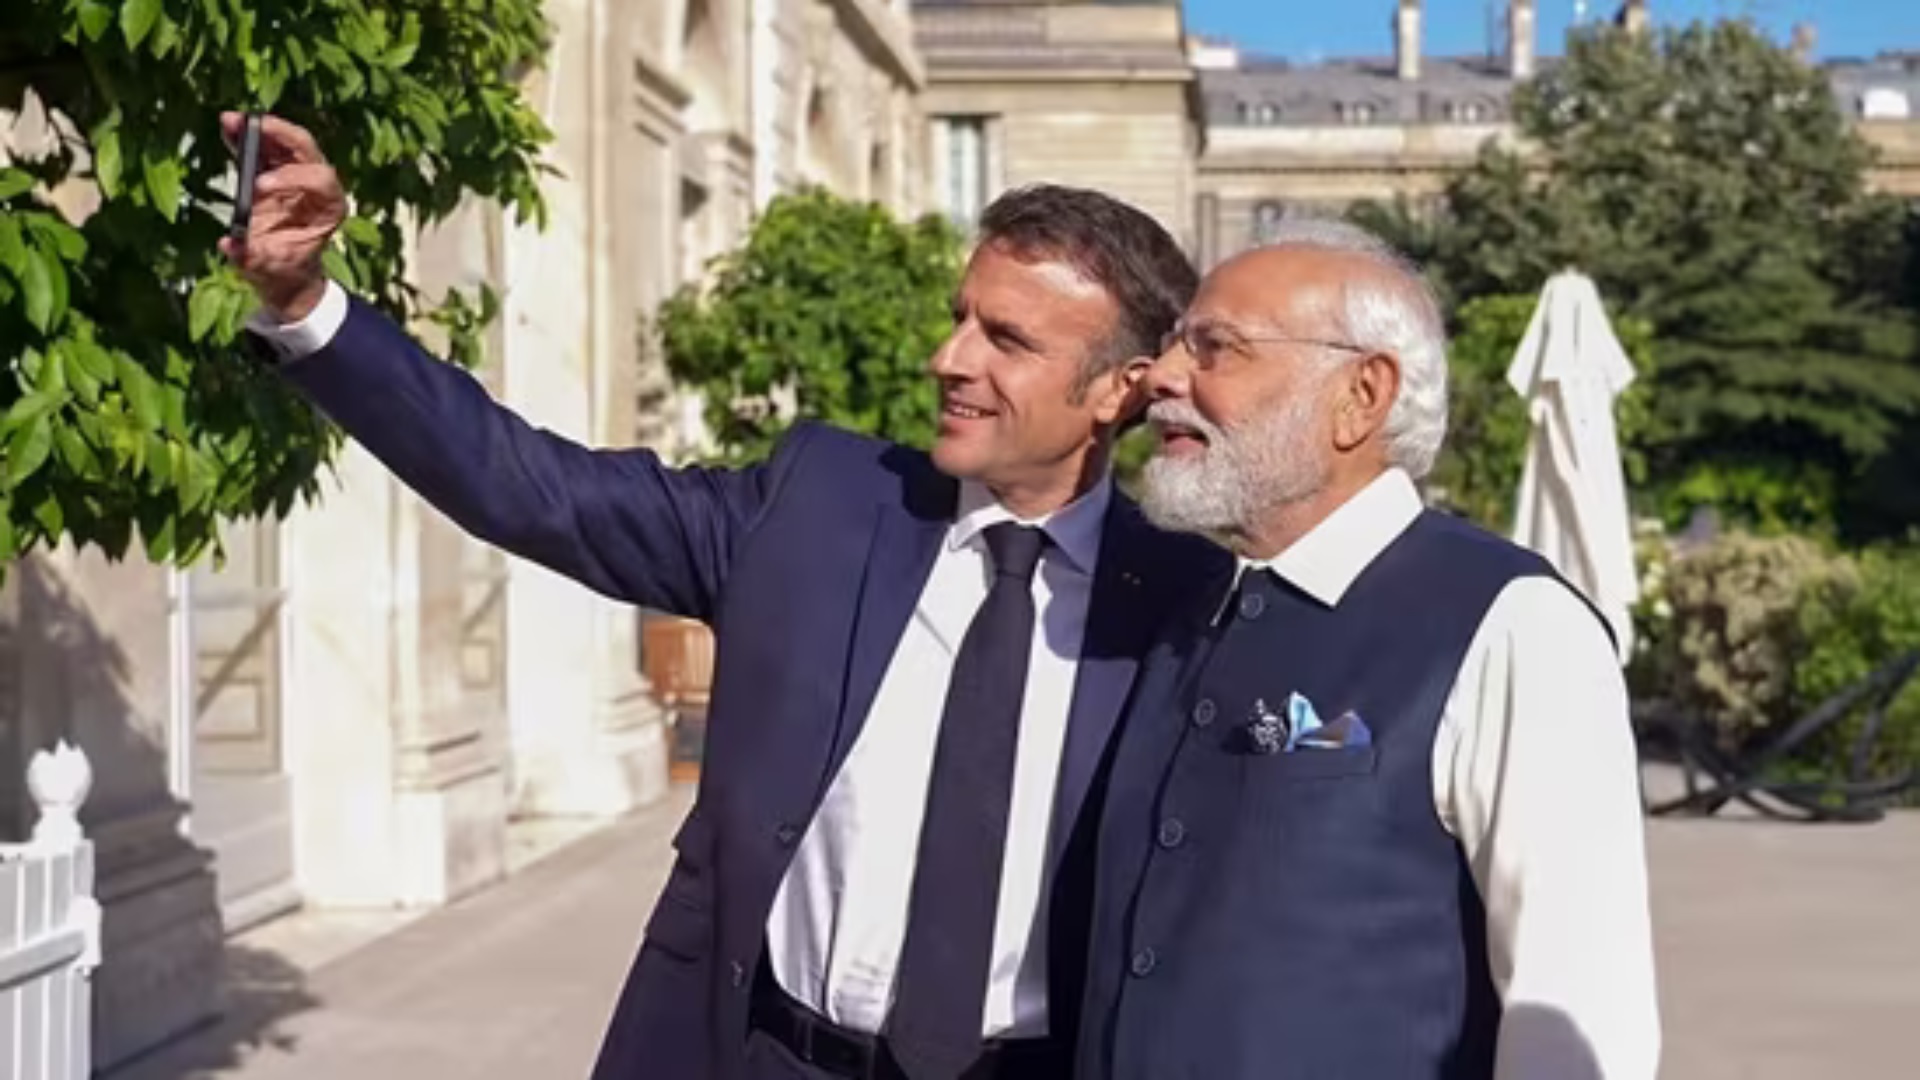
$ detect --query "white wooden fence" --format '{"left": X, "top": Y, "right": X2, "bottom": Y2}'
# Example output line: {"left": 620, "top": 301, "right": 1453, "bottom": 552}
{"left": 0, "top": 741, "right": 100, "bottom": 1080}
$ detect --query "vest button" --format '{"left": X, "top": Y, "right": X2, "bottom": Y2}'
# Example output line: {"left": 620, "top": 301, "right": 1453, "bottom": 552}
{"left": 775, "top": 823, "right": 800, "bottom": 846}
{"left": 1130, "top": 947, "right": 1157, "bottom": 977}
{"left": 1191, "top": 698, "right": 1217, "bottom": 727}
{"left": 730, "top": 960, "right": 748, "bottom": 988}
{"left": 1238, "top": 590, "right": 1267, "bottom": 620}
{"left": 1157, "top": 818, "right": 1186, "bottom": 849}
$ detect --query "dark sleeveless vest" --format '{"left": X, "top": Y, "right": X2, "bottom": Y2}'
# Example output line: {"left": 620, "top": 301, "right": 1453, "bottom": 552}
{"left": 1079, "top": 509, "right": 1594, "bottom": 1080}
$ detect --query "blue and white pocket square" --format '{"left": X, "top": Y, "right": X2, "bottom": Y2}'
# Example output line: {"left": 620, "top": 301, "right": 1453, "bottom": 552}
{"left": 1244, "top": 693, "right": 1373, "bottom": 754}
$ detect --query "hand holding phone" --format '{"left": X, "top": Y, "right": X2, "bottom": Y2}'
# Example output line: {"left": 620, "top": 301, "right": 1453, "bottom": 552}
{"left": 217, "top": 111, "right": 346, "bottom": 322}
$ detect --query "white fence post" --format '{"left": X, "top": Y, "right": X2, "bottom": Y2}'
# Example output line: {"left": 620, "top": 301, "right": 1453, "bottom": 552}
{"left": 0, "top": 741, "right": 100, "bottom": 1080}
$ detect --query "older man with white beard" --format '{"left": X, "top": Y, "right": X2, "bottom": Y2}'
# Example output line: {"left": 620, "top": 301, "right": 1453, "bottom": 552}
{"left": 1072, "top": 220, "right": 1661, "bottom": 1080}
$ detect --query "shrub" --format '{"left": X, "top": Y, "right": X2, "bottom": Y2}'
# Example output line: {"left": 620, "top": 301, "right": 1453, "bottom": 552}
{"left": 655, "top": 188, "right": 963, "bottom": 464}
{"left": 1638, "top": 531, "right": 1920, "bottom": 799}
{"left": 1643, "top": 532, "right": 1855, "bottom": 744}
{"left": 1793, "top": 542, "right": 1920, "bottom": 788}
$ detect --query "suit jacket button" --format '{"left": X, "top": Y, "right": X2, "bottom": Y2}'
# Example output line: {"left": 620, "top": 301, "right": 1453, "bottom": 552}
{"left": 776, "top": 823, "right": 800, "bottom": 846}
{"left": 730, "top": 960, "right": 748, "bottom": 988}
{"left": 1191, "top": 698, "right": 1217, "bottom": 728}
{"left": 1157, "top": 818, "right": 1186, "bottom": 849}
{"left": 1130, "top": 947, "right": 1157, "bottom": 978}
{"left": 1239, "top": 590, "right": 1267, "bottom": 620}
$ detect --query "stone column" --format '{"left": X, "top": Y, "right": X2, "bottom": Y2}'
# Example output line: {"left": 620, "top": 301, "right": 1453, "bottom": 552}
{"left": 280, "top": 452, "right": 403, "bottom": 908}
{"left": 495, "top": 0, "right": 672, "bottom": 819}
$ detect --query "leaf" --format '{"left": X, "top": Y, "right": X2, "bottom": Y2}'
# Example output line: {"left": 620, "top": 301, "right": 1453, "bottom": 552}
{"left": 25, "top": 215, "right": 86, "bottom": 262}
{"left": 143, "top": 153, "right": 185, "bottom": 221}
{"left": 64, "top": 343, "right": 102, "bottom": 407}
{"left": 77, "top": 0, "right": 115, "bottom": 41}
{"left": 189, "top": 278, "right": 224, "bottom": 341}
{"left": 72, "top": 339, "right": 116, "bottom": 385}
{"left": 54, "top": 425, "right": 99, "bottom": 477}
{"left": 143, "top": 510, "right": 176, "bottom": 563}
{"left": 20, "top": 248, "right": 54, "bottom": 331}
{"left": 150, "top": 12, "right": 181, "bottom": 58}
{"left": 121, "top": 0, "right": 161, "bottom": 50}
{"left": 179, "top": 446, "right": 214, "bottom": 510}
{"left": 0, "top": 500, "right": 14, "bottom": 559}
{"left": 92, "top": 127, "right": 123, "bottom": 197}
{"left": 40, "top": 245, "right": 69, "bottom": 331}
{"left": 116, "top": 354, "right": 162, "bottom": 429}
{"left": 0, "top": 217, "right": 26, "bottom": 277}
{"left": 32, "top": 496, "right": 62, "bottom": 537}
{"left": 3, "top": 389, "right": 61, "bottom": 432}
{"left": 5, "top": 415, "right": 54, "bottom": 488}
{"left": 0, "top": 169, "right": 33, "bottom": 201}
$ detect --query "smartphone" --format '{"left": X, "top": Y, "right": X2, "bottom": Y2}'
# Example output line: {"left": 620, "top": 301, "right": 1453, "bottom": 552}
{"left": 230, "top": 113, "right": 262, "bottom": 242}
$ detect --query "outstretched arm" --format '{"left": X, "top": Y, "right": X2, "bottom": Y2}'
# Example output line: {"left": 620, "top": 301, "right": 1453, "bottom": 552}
{"left": 223, "top": 112, "right": 784, "bottom": 618}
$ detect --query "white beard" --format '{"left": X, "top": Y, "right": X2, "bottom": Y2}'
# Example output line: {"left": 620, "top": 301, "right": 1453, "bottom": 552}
{"left": 1139, "top": 394, "right": 1330, "bottom": 539}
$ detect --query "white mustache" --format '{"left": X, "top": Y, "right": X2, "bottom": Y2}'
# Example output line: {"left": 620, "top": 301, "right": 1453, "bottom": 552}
{"left": 1146, "top": 401, "right": 1223, "bottom": 442}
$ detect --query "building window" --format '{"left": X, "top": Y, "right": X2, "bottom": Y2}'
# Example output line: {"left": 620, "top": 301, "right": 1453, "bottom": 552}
{"left": 939, "top": 116, "right": 990, "bottom": 230}
{"left": 1342, "top": 102, "right": 1378, "bottom": 124}
{"left": 1447, "top": 101, "right": 1488, "bottom": 123}
{"left": 1254, "top": 103, "right": 1280, "bottom": 125}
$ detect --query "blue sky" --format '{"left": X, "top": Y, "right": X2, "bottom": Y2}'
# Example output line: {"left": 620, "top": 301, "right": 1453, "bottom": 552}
{"left": 1185, "top": 1, "right": 1920, "bottom": 63}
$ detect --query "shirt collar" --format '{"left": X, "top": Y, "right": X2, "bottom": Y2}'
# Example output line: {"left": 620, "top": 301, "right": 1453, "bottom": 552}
{"left": 948, "top": 475, "right": 1113, "bottom": 576}
{"left": 1224, "top": 467, "right": 1424, "bottom": 613}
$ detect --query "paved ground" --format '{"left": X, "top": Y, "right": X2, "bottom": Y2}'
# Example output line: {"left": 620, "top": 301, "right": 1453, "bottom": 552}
{"left": 106, "top": 786, "right": 694, "bottom": 1080}
{"left": 106, "top": 781, "right": 1920, "bottom": 1080}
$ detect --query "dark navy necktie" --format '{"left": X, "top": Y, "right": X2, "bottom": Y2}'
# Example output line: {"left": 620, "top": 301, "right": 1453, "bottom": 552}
{"left": 888, "top": 522, "right": 1048, "bottom": 1080}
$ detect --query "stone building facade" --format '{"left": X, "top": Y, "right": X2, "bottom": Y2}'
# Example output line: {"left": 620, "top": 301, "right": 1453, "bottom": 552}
{"left": 1, "top": 0, "right": 925, "bottom": 1068}
{"left": 1192, "top": 1, "right": 1920, "bottom": 266}
{"left": 913, "top": 0, "right": 1199, "bottom": 246}
{"left": 915, "top": 1, "right": 1920, "bottom": 268}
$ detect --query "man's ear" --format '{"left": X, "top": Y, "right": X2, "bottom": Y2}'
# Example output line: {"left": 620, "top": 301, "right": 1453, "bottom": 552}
{"left": 1095, "top": 356, "right": 1154, "bottom": 428}
{"left": 1331, "top": 351, "right": 1400, "bottom": 453}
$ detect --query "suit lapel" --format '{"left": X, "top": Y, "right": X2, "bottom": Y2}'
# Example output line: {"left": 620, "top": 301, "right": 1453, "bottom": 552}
{"left": 1048, "top": 497, "right": 1162, "bottom": 867}
{"left": 829, "top": 470, "right": 954, "bottom": 779}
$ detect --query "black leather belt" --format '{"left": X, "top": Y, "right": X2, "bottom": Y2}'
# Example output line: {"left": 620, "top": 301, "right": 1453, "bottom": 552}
{"left": 748, "top": 968, "right": 1065, "bottom": 1080}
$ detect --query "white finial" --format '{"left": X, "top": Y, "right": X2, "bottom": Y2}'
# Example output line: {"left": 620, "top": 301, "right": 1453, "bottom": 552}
{"left": 28, "top": 739, "right": 93, "bottom": 847}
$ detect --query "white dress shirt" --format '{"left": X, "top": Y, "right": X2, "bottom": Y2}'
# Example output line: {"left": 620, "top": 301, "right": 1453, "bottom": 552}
{"left": 246, "top": 279, "right": 352, "bottom": 357}
{"left": 1227, "top": 468, "right": 1661, "bottom": 1080}
{"left": 766, "top": 477, "right": 1110, "bottom": 1040}
{"left": 255, "top": 280, "right": 1108, "bottom": 1039}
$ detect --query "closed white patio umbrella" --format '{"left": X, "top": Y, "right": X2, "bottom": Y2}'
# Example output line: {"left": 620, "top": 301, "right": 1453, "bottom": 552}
{"left": 1506, "top": 271, "right": 1640, "bottom": 665}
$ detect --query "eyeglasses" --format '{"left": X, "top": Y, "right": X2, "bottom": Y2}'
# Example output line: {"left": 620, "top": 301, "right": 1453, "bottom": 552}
{"left": 1158, "top": 319, "right": 1372, "bottom": 370}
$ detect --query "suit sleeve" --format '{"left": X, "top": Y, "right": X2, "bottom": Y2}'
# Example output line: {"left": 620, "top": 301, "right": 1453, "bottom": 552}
{"left": 276, "top": 295, "right": 806, "bottom": 621}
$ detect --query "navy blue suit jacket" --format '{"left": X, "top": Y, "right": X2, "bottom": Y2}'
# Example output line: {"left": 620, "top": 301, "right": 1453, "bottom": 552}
{"left": 280, "top": 299, "right": 1227, "bottom": 1080}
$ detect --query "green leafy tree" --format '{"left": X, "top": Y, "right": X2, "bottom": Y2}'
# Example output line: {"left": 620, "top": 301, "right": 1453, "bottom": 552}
{"left": 657, "top": 188, "right": 964, "bottom": 464}
{"left": 1426, "top": 292, "right": 1657, "bottom": 533}
{"left": 1357, "top": 20, "right": 1920, "bottom": 538}
{"left": 0, "top": 0, "right": 551, "bottom": 576}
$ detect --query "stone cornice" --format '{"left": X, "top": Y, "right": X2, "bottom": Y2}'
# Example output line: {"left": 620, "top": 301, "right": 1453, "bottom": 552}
{"left": 926, "top": 64, "right": 1193, "bottom": 85}
{"left": 827, "top": 0, "right": 927, "bottom": 91}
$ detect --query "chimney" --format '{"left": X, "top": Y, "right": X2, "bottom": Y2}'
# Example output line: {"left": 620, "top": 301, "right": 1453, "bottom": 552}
{"left": 1790, "top": 22, "right": 1817, "bottom": 64}
{"left": 1508, "top": 1, "right": 1537, "bottom": 80}
{"left": 1617, "top": 0, "right": 1650, "bottom": 37}
{"left": 1396, "top": 0, "right": 1422, "bottom": 82}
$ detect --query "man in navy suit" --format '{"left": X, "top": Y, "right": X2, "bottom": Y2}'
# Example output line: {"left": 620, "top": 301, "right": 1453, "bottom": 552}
{"left": 1075, "top": 219, "right": 1661, "bottom": 1079}
{"left": 224, "top": 113, "right": 1223, "bottom": 1080}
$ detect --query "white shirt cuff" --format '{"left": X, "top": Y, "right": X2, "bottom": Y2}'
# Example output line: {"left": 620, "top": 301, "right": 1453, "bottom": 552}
{"left": 246, "top": 280, "right": 349, "bottom": 361}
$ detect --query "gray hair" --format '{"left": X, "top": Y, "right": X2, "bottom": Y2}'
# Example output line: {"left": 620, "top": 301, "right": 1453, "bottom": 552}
{"left": 1254, "top": 216, "right": 1449, "bottom": 479}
